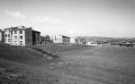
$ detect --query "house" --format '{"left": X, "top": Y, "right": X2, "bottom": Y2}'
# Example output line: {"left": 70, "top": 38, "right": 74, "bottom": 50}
{"left": 75, "top": 37, "right": 86, "bottom": 45}
{"left": 62, "top": 35, "right": 70, "bottom": 44}
{"left": 40, "top": 35, "right": 52, "bottom": 44}
{"left": 51, "top": 35, "right": 70, "bottom": 44}
{"left": 70, "top": 37, "right": 76, "bottom": 44}
{"left": 51, "top": 35, "right": 63, "bottom": 43}
{"left": 4, "top": 26, "right": 40, "bottom": 46}
{"left": 86, "top": 41, "right": 98, "bottom": 46}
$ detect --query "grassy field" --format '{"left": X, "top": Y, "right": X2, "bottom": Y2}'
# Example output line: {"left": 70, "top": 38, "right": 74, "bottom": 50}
{"left": 57, "top": 46, "right": 135, "bottom": 84}
{"left": 0, "top": 43, "right": 135, "bottom": 84}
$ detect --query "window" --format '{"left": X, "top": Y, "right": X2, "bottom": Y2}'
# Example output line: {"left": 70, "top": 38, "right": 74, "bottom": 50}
{"left": 8, "top": 39, "right": 11, "bottom": 42}
{"left": 8, "top": 34, "right": 10, "bottom": 37}
{"left": 20, "top": 41, "right": 23, "bottom": 45}
{"left": 20, "top": 36, "right": 23, "bottom": 39}
{"left": 20, "top": 30, "right": 23, "bottom": 34}
{"left": 5, "top": 34, "right": 7, "bottom": 37}
{"left": 14, "top": 36, "right": 17, "bottom": 39}
{"left": 14, "top": 30, "right": 17, "bottom": 34}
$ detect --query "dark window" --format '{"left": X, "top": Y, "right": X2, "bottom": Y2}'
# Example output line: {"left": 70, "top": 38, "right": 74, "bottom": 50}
{"left": 20, "top": 30, "right": 23, "bottom": 34}
{"left": 8, "top": 39, "right": 10, "bottom": 42}
{"left": 20, "top": 36, "right": 23, "bottom": 39}
{"left": 5, "top": 34, "right": 7, "bottom": 37}
{"left": 14, "top": 30, "right": 17, "bottom": 34}
{"left": 8, "top": 34, "right": 10, "bottom": 37}
{"left": 20, "top": 41, "right": 23, "bottom": 45}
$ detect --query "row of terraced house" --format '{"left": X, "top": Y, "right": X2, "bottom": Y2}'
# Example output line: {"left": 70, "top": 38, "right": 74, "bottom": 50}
{"left": 0, "top": 26, "right": 75, "bottom": 46}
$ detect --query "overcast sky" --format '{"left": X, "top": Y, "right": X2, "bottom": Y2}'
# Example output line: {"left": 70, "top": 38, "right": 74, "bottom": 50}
{"left": 0, "top": 0, "right": 134, "bottom": 37}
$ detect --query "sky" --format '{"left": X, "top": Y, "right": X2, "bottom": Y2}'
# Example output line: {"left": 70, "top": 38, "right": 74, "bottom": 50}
{"left": 0, "top": 0, "right": 134, "bottom": 37}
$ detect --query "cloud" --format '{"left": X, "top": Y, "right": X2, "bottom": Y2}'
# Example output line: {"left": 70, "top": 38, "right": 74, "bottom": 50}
{"left": 5, "top": 10, "right": 26, "bottom": 19}
{"left": 31, "top": 16, "right": 63, "bottom": 24}
{"left": 4, "top": 10, "right": 63, "bottom": 24}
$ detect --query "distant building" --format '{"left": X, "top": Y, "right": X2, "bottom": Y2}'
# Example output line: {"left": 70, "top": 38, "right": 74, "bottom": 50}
{"left": 62, "top": 35, "right": 70, "bottom": 44}
{"left": 86, "top": 41, "right": 98, "bottom": 46}
{"left": 40, "top": 35, "right": 52, "bottom": 44}
{"left": 51, "top": 35, "right": 63, "bottom": 43}
{"left": 51, "top": 35, "right": 70, "bottom": 44}
{"left": 0, "top": 29, "right": 4, "bottom": 42}
{"left": 70, "top": 37, "right": 76, "bottom": 44}
{"left": 4, "top": 26, "right": 40, "bottom": 46}
{"left": 75, "top": 37, "right": 86, "bottom": 45}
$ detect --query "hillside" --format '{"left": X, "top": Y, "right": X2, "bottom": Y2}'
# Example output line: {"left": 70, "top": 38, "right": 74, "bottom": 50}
{"left": 0, "top": 43, "right": 47, "bottom": 65}
{"left": 0, "top": 42, "right": 91, "bottom": 84}
{"left": 0, "top": 43, "right": 59, "bottom": 84}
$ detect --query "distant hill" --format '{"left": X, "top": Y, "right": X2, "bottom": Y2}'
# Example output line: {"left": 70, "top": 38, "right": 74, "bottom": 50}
{"left": 76, "top": 36, "right": 135, "bottom": 42}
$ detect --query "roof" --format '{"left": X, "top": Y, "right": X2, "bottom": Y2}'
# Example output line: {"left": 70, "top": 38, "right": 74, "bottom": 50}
{"left": 4, "top": 26, "right": 27, "bottom": 31}
{"left": 32, "top": 30, "right": 41, "bottom": 33}
{"left": 62, "top": 35, "right": 70, "bottom": 38}
{"left": 4, "top": 26, "right": 40, "bottom": 33}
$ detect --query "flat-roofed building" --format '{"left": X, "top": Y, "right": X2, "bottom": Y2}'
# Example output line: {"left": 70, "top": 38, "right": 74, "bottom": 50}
{"left": 62, "top": 35, "right": 70, "bottom": 44}
{"left": 75, "top": 37, "right": 87, "bottom": 45}
{"left": 0, "top": 29, "right": 4, "bottom": 42}
{"left": 70, "top": 37, "right": 76, "bottom": 44}
{"left": 51, "top": 35, "right": 70, "bottom": 44}
{"left": 4, "top": 26, "right": 40, "bottom": 46}
{"left": 50, "top": 35, "right": 63, "bottom": 43}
